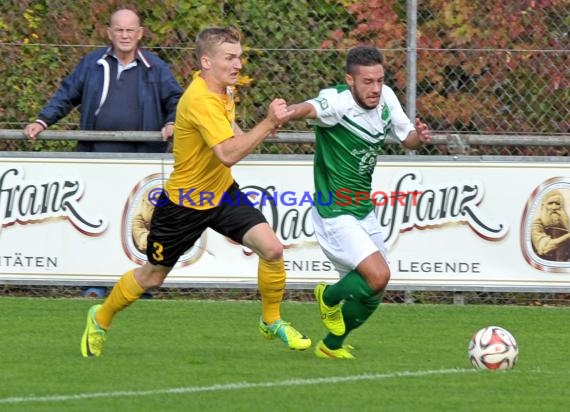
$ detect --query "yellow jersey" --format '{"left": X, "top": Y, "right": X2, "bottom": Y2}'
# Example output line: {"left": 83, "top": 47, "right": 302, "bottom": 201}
{"left": 165, "top": 72, "right": 236, "bottom": 209}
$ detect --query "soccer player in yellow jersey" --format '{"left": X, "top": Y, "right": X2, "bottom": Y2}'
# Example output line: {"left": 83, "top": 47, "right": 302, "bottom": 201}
{"left": 81, "top": 27, "right": 311, "bottom": 357}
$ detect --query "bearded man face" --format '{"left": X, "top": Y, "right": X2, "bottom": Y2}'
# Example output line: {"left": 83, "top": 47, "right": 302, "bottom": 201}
{"left": 541, "top": 191, "right": 569, "bottom": 229}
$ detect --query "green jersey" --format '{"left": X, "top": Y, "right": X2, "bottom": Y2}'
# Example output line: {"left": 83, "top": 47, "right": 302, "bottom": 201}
{"left": 307, "top": 84, "right": 414, "bottom": 219}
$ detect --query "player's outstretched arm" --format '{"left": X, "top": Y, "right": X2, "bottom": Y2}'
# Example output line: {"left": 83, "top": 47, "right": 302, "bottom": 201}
{"left": 212, "top": 98, "right": 292, "bottom": 167}
{"left": 285, "top": 102, "right": 317, "bottom": 121}
{"left": 403, "top": 118, "right": 431, "bottom": 149}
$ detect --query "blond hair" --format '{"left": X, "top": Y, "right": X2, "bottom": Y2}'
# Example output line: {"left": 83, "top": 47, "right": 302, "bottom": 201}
{"left": 195, "top": 27, "right": 241, "bottom": 63}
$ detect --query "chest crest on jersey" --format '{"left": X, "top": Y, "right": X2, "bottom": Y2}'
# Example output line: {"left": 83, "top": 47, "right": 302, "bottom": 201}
{"left": 350, "top": 148, "right": 378, "bottom": 175}
{"left": 381, "top": 104, "right": 390, "bottom": 121}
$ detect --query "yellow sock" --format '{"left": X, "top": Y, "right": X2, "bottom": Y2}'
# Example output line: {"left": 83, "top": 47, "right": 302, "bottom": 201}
{"left": 95, "top": 269, "right": 145, "bottom": 330}
{"left": 258, "top": 258, "right": 285, "bottom": 324}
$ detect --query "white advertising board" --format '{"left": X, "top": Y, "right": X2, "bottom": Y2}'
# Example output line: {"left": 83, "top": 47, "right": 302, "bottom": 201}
{"left": 0, "top": 156, "right": 569, "bottom": 290}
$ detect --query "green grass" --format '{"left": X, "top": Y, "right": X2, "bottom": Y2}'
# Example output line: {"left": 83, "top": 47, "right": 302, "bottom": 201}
{"left": 0, "top": 297, "right": 568, "bottom": 411}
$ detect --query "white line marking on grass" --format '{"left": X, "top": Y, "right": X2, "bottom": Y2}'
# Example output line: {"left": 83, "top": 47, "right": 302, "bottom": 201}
{"left": 0, "top": 368, "right": 474, "bottom": 405}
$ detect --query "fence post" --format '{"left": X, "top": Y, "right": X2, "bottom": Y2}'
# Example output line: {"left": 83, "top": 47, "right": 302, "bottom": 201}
{"left": 406, "top": 0, "right": 418, "bottom": 122}
{"left": 447, "top": 134, "right": 470, "bottom": 155}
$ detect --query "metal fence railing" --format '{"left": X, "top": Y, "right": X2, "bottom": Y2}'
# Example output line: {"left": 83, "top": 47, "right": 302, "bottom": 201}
{"left": 1, "top": 129, "right": 568, "bottom": 157}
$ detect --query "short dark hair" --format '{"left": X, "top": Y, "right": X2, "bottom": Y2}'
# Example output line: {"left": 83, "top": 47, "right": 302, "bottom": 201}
{"left": 346, "top": 46, "right": 384, "bottom": 75}
{"left": 195, "top": 27, "right": 241, "bottom": 62}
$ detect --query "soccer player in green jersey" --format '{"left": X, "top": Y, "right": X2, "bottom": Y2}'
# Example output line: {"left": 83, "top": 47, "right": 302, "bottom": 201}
{"left": 286, "top": 46, "right": 431, "bottom": 359}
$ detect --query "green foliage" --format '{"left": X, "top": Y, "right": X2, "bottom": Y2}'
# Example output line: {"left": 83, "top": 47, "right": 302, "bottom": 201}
{"left": 0, "top": 0, "right": 352, "bottom": 140}
{"left": 220, "top": 0, "right": 353, "bottom": 130}
{"left": 0, "top": 0, "right": 567, "bottom": 150}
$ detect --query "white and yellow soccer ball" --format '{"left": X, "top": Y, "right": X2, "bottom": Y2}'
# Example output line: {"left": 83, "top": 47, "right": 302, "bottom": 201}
{"left": 468, "top": 326, "right": 519, "bottom": 370}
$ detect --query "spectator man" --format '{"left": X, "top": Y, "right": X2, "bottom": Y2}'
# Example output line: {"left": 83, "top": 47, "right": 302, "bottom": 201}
{"left": 23, "top": 8, "right": 183, "bottom": 152}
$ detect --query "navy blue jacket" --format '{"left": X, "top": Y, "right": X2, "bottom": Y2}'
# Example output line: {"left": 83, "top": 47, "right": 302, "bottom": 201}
{"left": 37, "top": 46, "right": 183, "bottom": 152}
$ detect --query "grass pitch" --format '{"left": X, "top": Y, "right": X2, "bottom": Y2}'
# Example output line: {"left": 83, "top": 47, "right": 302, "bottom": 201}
{"left": 0, "top": 297, "right": 568, "bottom": 411}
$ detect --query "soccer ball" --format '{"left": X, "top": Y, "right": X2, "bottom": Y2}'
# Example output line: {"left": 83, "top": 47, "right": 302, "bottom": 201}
{"left": 468, "top": 326, "right": 519, "bottom": 370}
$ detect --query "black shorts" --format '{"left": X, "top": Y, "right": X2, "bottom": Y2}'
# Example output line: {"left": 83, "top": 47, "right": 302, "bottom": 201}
{"left": 146, "top": 182, "right": 267, "bottom": 267}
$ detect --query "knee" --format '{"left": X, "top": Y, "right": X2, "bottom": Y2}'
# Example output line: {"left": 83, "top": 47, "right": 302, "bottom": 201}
{"left": 368, "top": 268, "right": 390, "bottom": 292}
{"left": 257, "top": 241, "right": 283, "bottom": 262}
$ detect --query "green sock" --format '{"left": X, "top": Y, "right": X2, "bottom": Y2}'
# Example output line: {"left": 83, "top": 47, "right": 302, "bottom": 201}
{"left": 323, "top": 295, "right": 381, "bottom": 350}
{"left": 323, "top": 270, "right": 373, "bottom": 307}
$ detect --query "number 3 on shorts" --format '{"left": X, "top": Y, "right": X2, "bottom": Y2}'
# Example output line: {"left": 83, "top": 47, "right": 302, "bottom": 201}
{"left": 152, "top": 241, "right": 165, "bottom": 262}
